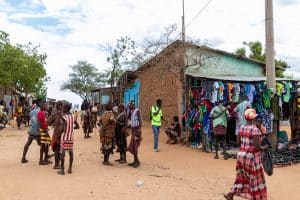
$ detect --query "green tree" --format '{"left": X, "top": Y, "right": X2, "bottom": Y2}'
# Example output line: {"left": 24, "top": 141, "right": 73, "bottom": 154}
{"left": 0, "top": 31, "right": 48, "bottom": 98}
{"left": 235, "top": 41, "right": 289, "bottom": 77}
{"left": 61, "top": 60, "right": 101, "bottom": 100}
{"left": 100, "top": 36, "right": 139, "bottom": 101}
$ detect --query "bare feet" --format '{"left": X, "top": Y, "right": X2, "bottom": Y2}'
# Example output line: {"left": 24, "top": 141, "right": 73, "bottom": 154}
{"left": 39, "top": 161, "right": 51, "bottom": 165}
{"left": 53, "top": 165, "right": 61, "bottom": 169}
{"left": 103, "top": 161, "right": 113, "bottom": 166}
{"left": 68, "top": 169, "right": 72, "bottom": 174}
{"left": 131, "top": 162, "right": 140, "bottom": 168}
{"left": 119, "top": 160, "right": 127, "bottom": 164}
{"left": 57, "top": 171, "right": 65, "bottom": 175}
{"left": 21, "top": 158, "right": 28, "bottom": 163}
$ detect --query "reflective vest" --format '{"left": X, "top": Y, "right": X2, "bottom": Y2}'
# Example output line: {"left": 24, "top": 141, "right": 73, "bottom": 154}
{"left": 151, "top": 106, "right": 162, "bottom": 126}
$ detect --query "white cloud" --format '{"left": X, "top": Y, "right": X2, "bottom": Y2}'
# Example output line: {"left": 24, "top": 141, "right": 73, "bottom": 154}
{"left": 1, "top": 0, "right": 300, "bottom": 105}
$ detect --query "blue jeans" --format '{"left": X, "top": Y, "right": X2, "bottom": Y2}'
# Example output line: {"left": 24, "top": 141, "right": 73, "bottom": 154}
{"left": 152, "top": 125, "right": 161, "bottom": 150}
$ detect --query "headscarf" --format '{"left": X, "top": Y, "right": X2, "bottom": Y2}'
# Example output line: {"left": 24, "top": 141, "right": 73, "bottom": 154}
{"left": 244, "top": 108, "right": 258, "bottom": 120}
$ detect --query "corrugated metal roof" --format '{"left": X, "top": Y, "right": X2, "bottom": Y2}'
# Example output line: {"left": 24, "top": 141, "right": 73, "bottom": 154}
{"left": 185, "top": 72, "right": 297, "bottom": 82}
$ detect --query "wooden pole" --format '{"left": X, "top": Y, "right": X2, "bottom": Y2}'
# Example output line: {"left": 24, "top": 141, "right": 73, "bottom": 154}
{"left": 265, "top": 0, "right": 276, "bottom": 89}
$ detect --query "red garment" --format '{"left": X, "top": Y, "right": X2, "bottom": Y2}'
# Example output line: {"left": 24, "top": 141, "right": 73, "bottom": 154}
{"left": 201, "top": 99, "right": 213, "bottom": 112}
{"left": 230, "top": 124, "right": 267, "bottom": 199}
{"left": 61, "top": 114, "right": 74, "bottom": 151}
{"left": 37, "top": 111, "right": 48, "bottom": 131}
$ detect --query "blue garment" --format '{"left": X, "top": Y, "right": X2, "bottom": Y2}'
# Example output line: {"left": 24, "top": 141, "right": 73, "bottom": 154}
{"left": 262, "top": 110, "right": 274, "bottom": 134}
{"left": 223, "top": 83, "right": 229, "bottom": 103}
{"left": 29, "top": 107, "right": 40, "bottom": 136}
{"left": 152, "top": 125, "right": 160, "bottom": 150}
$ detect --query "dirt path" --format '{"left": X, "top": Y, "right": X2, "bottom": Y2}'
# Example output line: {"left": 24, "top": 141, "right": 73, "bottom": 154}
{"left": 0, "top": 125, "right": 299, "bottom": 200}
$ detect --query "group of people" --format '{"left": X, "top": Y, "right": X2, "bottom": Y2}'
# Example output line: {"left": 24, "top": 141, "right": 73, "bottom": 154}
{"left": 17, "top": 96, "right": 269, "bottom": 199}
{"left": 21, "top": 100, "right": 76, "bottom": 175}
{"left": 98, "top": 101, "right": 142, "bottom": 168}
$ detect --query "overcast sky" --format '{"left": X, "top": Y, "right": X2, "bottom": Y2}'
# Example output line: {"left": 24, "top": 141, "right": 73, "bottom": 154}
{"left": 1, "top": 0, "right": 300, "bottom": 105}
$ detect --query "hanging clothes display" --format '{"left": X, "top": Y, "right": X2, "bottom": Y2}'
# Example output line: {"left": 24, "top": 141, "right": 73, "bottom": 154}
{"left": 186, "top": 77, "right": 296, "bottom": 151}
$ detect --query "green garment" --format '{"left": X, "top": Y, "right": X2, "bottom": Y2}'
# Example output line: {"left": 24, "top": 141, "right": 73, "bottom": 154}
{"left": 210, "top": 105, "right": 229, "bottom": 128}
{"left": 276, "top": 82, "right": 284, "bottom": 96}
{"left": 263, "top": 89, "right": 272, "bottom": 109}
{"left": 271, "top": 95, "right": 280, "bottom": 120}
{"left": 283, "top": 82, "right": 293, "bottom": 103}
{"left": 151, "top": 105, "right": 163, "bottom": 126}
{"left": 198, "top": 105, "right": 207, "bottom": 122}
{"left": 234, "top": 100, "right": 251, "bottom": 126}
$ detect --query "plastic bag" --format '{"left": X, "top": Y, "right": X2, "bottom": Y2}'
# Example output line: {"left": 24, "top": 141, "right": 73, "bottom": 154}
{"left": 262, "top": 150, "right": 273, "bottom": 176}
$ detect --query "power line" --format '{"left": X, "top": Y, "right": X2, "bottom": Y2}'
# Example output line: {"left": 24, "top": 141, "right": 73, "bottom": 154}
{"left": 185, "top": 0, "right": 213, "bottom": 29}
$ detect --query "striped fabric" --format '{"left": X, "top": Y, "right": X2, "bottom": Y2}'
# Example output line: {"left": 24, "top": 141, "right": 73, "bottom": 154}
{"left": 230, "top": 124, "right": 267, "bottom": 200}
{"left": 40, "top": 130, "right": 51, "bottom": 144}
{"left": 61, "top": 114, "right": 74, "bottom": 152}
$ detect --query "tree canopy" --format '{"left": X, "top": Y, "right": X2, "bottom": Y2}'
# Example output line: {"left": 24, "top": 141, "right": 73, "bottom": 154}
{"left": 61, "top": 60, "right": 101, "bottom": 100}
{"left": 235, "top": 41, "right": 289, "bottom": 77}
{"left": 0, "top": 31, "right": 48, "bottom": 99}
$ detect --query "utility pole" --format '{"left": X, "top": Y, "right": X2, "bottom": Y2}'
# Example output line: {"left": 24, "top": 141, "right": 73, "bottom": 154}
{"left": 265, "top": 0, "right": 276, "bottom": 88}
{"left": 182, "top": 0, "right": 186, "bottom": 42}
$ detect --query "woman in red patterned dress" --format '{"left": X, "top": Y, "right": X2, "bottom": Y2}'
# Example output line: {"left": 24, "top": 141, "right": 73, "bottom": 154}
{"left": 224, "top": 108, "right": 267, "bottom": 200}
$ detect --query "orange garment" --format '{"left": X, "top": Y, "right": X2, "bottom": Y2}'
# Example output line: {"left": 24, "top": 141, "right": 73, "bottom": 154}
{"left": 228, "top": 83, "right": 233, "bottom": 102}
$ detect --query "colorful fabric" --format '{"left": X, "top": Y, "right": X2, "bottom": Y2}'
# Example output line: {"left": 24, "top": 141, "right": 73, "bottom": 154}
{"left": 99, "top": 111, "right": 115, "bottom": 137}
{"left": 276, "top": 82, "right": 284, "bottom": 96}
{"left": 210, "top": 105, "right": 229, "bottom": 128}
{"left": 283, "top": 82, "right": 293, "bottom": 103}
{"left": 263, "top": 89, "right": 272, "bottom": 109}
{"left": 37, "top": 111, "right": 48, "bottom": 131}
{"left": 228, "top": 83, "right": 234, "bottom": 102}
{"left": 239, "top": 125, "right": 261, "bottom": 153}
{"left": 230, "top": 124, "right": 267, "bottom": 200}
{"left": 234, "top": 100, "right": 251, "bottom": 127}
{"left": 128, "top": 127, "right": 141, "bottom": 155}
{"left": 232, "top": 83, "right": 241, "bottom": 103}
{"left": 218, "top": 81, "right": 224, "bottom": 101}
{"left": 223, "top": 83, "right": 229, "bottom": 103}
{"left": 40, "top": 130, "right": 51, "bottom": 144}
{"left": 61, "top": 114, "right": 74, "bottom": 151}
{"left": 262, "top": 110, "right": 274, "bottom": 134}
{"left": 246, "top": 84, "right": 256, "bottom": 104}
{"left": 212, "top": 81, "right": 219, "bottom": 103}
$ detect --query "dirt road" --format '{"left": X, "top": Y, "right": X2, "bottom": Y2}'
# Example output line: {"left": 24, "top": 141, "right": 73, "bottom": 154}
{"left": 0, "top": 125, "right": 299, "bottom": 200}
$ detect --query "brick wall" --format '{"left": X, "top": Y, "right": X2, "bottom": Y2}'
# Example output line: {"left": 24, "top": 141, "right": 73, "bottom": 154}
{"left": 137, "top": 46, "right": 184, "bottom": 125}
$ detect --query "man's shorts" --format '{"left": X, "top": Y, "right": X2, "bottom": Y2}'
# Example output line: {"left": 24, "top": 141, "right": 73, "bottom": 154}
{"left": 29, "top": 134, "right": 41, "bottom": 145}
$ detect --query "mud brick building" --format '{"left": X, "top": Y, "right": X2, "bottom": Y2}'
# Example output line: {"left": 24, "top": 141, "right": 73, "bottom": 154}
{"left": 119, "top": 40, "right": 269, "bottom": 123}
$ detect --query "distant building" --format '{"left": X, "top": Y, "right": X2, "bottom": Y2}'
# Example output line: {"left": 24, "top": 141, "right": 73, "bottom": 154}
{"left": 90, "top": 87, "right": 120, "bottom": 105}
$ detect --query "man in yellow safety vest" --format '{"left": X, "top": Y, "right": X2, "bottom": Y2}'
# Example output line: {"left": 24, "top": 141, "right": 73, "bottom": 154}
{"left": 150, "top": 99, "right": 165, "bottom": 152}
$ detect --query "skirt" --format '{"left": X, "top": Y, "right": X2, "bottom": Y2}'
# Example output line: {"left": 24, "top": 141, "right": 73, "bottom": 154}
{"left": 213, "top": 125, "right": 227, "bottom": 136}
{"left": 128, "top": 127, "right": 141, "bottom": 155}
{"left": 61, "top": 140, "right": 73, "bottom": 152}
{"left": 40, "top": 130, "right": 51, "bottom": 144}
{"left": 230, "top": 151, "right": 267, "bottom": 200}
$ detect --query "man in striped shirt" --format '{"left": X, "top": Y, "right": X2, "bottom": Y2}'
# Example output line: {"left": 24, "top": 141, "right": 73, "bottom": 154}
{"left": 58, "top": 103, "right": 74, "bottom": 175}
